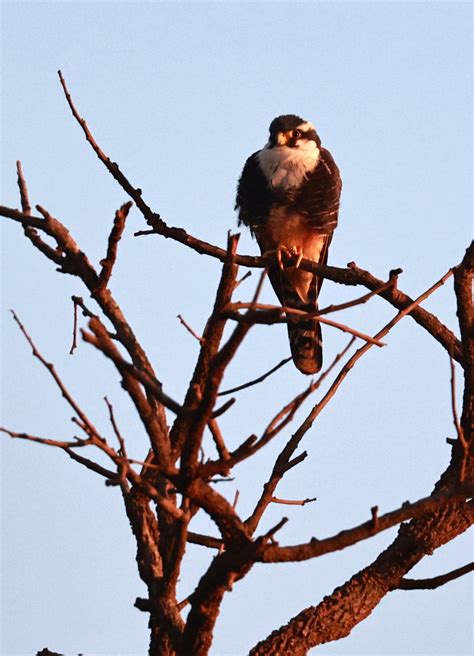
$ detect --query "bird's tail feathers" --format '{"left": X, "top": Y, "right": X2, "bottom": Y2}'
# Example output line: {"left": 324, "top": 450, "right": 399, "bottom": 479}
{"left": 287, "top": 310, "right": 323, "bottom": 375}
{"left": 269, "top": 267, "right": 323, "bottom": 375}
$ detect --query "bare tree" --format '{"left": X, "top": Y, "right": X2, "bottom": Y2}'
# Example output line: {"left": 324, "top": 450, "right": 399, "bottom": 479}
{"left": 1, "top": 73, "right": 472, "bottom": 656}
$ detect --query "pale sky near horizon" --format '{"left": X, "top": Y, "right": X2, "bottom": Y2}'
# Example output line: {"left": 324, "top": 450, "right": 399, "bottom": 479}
{"left": 1, "top": 1, "right": 472, "bottom": 655}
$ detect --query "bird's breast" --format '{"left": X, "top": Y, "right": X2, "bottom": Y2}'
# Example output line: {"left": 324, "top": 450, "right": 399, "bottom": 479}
{"left": 265, "top": 208, "right": 326, "bottom": 262}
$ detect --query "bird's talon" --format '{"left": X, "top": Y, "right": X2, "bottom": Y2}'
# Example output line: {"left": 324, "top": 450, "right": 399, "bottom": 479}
{"left": 294, "top": 251, "right": 303, "bottom": 268}
{"left": 277, "top": 248, "right": 285, "bottom": 270}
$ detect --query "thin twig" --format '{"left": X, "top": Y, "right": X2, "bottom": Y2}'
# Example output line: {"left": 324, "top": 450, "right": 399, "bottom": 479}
{"left": 70, "top": 296, "right": 79, "bottom": 354}
{"left": 178, "top": 597, "right": 190, "bottom": 611}
{"left": 187, "top": 531, "right": 222, "bottom": 549}
{"left": 225, "top": 305, "right": 385, "bottom": 347}
{"left": 208, "top": 418, "right": 231, "bottom": 462}
{"left": 397, "top": 562, "right": 474, "bottom": 590}
{"left": 234, "top": 270, "right": 252, "bottom": 289}
{"left": 104, "top": 397, "right": 127, "bottom": 457}
{"left": 57, "top": 70, "right": 155, "bottom": 219}
{"left": 232, "top": 490, "right": 240, "bottom": 510}
{"left": 218, "top": 357, "right": 292, "bottom": 396}
{"left": 99, "top": 201, "right": 133, "bottom": 286}
{"left": 16, "top": 161, "right": 31, "bottom": 214}
{"left": 201, "top": 338, "right": 356, "bottom": 480}
{"left": 177, "top": 314, "right": 205, "bottom": 344}
{"left": 449, "top": 356, "right": 463, "bottom": 441}
{"left": 371, "top": 506, "right": 379, "bottom": 529}
{"left": 271, "top": 496, "right": 317, "bottom": 506}
{"left": 263, "top": 517, "right": 289, "bottom": 540}
{"left": 0, "top": 427, "right": 89, "bottom": 449}
{"left": 211, "top": 398, "right": 236, "bottom": 418}
{"left": 231, "top": 278, "right": 395, "bottom": 320}
{"left": 64, "top": 448, "right": 117, "bottom": 480}
{"left": 262, "top": 337, "right": 356, "bottom": 441}
{"left": 10, "top": 309, "right": 101, "bottom": 439}
{"left": 315, "top": 279, "right": 396, "bottom": 317}
{"left": 71, "top": 295, "right": 97, "bottom": 319}
{"left": 15, "top": 164, "right": 65, "bottom": 264}
{"left": 449, "top": 355, "right": 468, "bottom": 482}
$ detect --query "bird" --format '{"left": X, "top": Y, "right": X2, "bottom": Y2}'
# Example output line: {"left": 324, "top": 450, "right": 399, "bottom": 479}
{"left": 235, "top": 114, "right": 342, "bottom": 374}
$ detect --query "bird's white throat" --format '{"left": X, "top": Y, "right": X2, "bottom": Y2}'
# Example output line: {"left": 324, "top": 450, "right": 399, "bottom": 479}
{"left": 257, "top": 141, "right": 320, "bottom": 191}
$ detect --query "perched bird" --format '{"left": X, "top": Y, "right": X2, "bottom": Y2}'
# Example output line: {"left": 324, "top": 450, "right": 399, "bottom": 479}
{"left": 235, "top": 114, "right": 342, "bottom": 374}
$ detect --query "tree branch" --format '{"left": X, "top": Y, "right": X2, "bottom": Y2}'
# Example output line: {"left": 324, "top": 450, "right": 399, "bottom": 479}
{"left": 99, "top": 201, "right": 132, "bottom": 286}
{"left": 224, "top": 305, "right": 386, "bottom": 346}
{"left": 396, "top": 562, "right": 474, "bottom": 590}
{"left": 218, "top": 356, "right": 292, "bottom": 396}
{"left": 10, "top": 310, "right": 102, "bottom": 440}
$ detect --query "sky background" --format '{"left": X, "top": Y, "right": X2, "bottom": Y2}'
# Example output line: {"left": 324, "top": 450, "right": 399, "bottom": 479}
{"left": 1, "top": 1, "right": 472, "bottom": 655}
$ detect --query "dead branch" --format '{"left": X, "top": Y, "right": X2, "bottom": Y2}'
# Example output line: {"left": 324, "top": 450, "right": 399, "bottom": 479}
{"left": 259, "top": 489, "right": 472, "bottom": 563}
{"left": 15, "top": 162, "right": 65, "bottom": 264}
{"left": 10, "top": 310, "right": 102, "bottom": 440}
{"left": 81, "top": 317, "right": 171, "bottom": 467}
{"left": 207, "top": 418, "right": 231, "bottom": 462}
{"left": 224, "top": 305, "right": 386, "bottom": 347}
{"left": 315, "top": 277, "right": 396, "bottom": 317}
{"left": 0, "top": 427, "right": 90, "bottom": 449}
{"left": 1, "top": 202, "right": 461, "bottom": 364}
{"left": 187, "top": 531, "right": 222, "bottom": 550}
{"left": 83, "top": 324, "right": 182, "bottom": 415}
{"left": 250, "top": 496, "right": 473, "bottom": 655}
{"left": 271, "top": 496, "right": 317, "bottom": 506}
{"left": 230, "top": 277, "right": 396, "bottom": 319}
{"left": 177, "top": 314, "right": 205, "bottom": 344}
{"left": 104, "top": 397, "right": 127, "bottom": 458}
{"left": 99, "top": 201, "right": 133, "bottom": 286}
{"left": 64, "top": 448, "right": 118, "bottom": 480}
{"left": 396, "top": 562, "right": 474, "bottom": 590}
{"left": 69, "top": 296, "right": 79, "bottom": 354}
{"left": 201, "top": 338, "right": 355, "bottom": 480}
{"left": 449, "top": 355, "right": 468, "bottom": 482}
{"left": 16, "top": 160, "right": 31, "bottom": 214}
{"left": 218, "top": 356, "right": 292, "bottom": 396}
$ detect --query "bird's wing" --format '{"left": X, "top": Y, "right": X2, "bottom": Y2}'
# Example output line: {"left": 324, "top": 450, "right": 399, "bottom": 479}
{"left": 294, "top": 148, "right": 342, "bottom": 297}
{"left": 235, "top": 152, "right": 273, "bottom": 233}
{"left": 297, "top": 148, "right": 342, "bottom": 236}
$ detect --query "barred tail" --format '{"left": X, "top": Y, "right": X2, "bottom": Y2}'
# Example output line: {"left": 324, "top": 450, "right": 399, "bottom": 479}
{"left": 288, "top": 311, "right": 323, "bottom": 375}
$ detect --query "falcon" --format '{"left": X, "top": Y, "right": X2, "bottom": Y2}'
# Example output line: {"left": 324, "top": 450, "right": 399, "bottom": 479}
{"left": 235, "top": 114, "right": 342, "bottom": 374}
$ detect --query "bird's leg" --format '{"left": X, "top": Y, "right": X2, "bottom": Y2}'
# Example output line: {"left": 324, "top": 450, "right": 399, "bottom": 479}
{"left": 261, "top": 246, "right": 292, "bottom": 271}
{"left": 277, "top": 246, "right": 288, "bottom": 271}
{"left": 287, "top": 245, "right": 304, "bottom": 269}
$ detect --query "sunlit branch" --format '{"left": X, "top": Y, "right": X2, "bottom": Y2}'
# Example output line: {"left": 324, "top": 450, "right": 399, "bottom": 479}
{"left": 396, "top": 562, "right": 474, "bottom": 590}
{"left": 260, "top": 488, "right": 473, "bottom": 563}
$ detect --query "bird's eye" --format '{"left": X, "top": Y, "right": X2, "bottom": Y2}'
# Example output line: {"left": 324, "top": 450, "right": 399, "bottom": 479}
{"left": 293, "top": 130, "right": 302, "bottom": 139}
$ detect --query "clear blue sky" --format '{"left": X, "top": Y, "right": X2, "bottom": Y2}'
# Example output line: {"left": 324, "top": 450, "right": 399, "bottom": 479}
{"left": 1, "top": 1, "right": 472, "bottom": 655}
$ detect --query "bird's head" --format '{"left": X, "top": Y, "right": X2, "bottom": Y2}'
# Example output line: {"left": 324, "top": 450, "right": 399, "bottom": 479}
{"left": 267, "top": 114, "right": 321, "bottom": 150}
